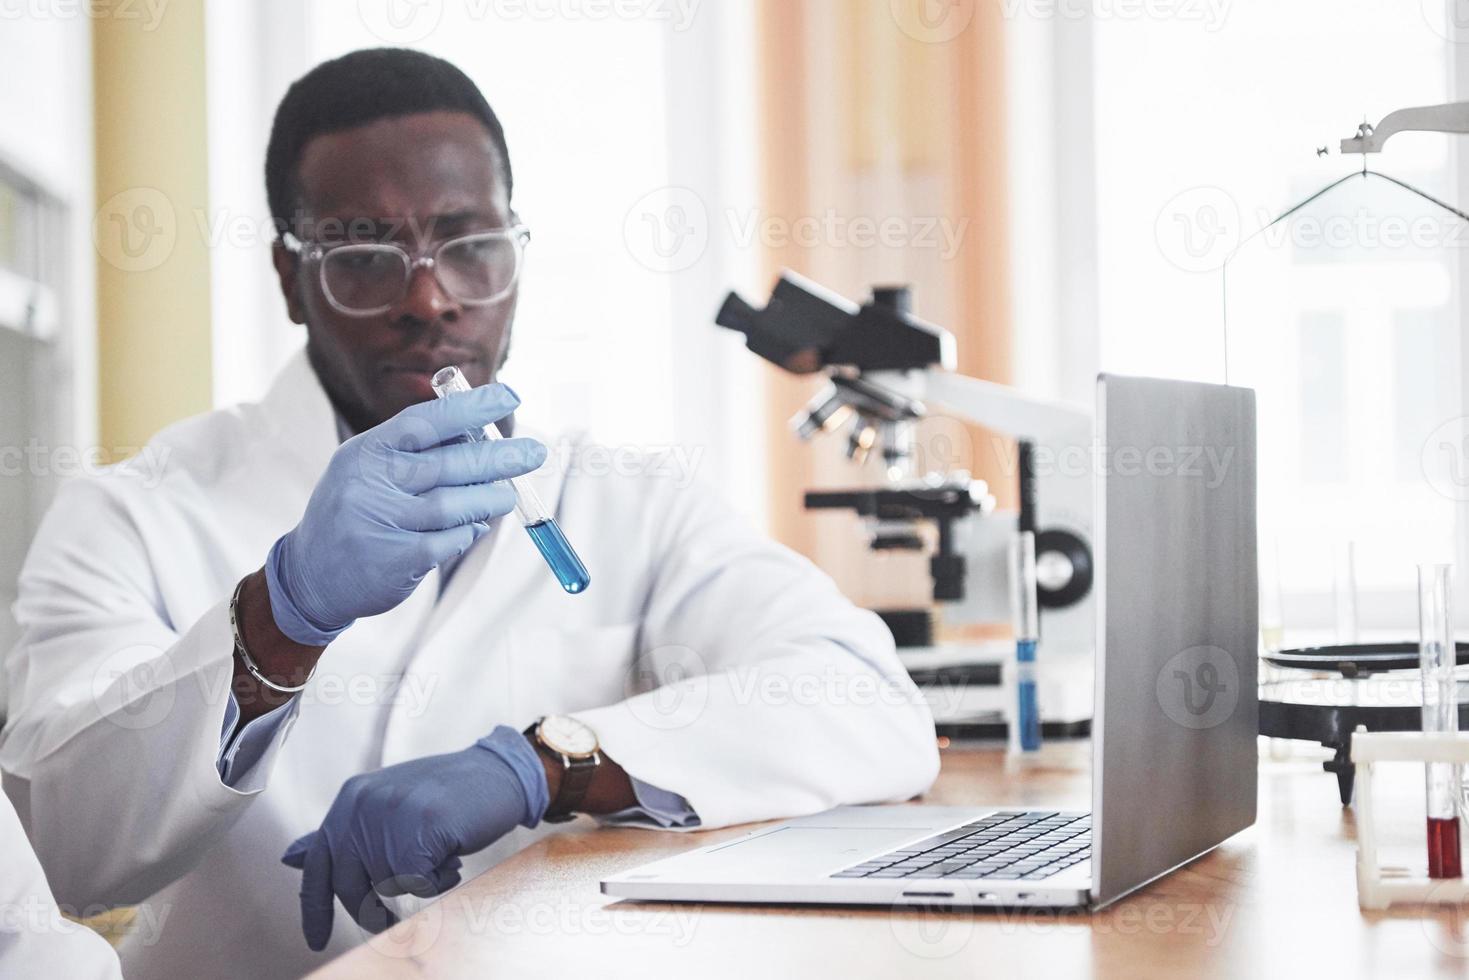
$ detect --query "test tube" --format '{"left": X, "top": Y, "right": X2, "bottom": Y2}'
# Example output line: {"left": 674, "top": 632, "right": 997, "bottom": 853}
{"left": 1010, "top": 530, "right": 1041, "bottom": 753}
{"left": 1334, "top": 541, "right": 1360, "bottom": 644}
{"left": 431, "top": 366, "right": 590, "bottom": 595}
{"left": 1418, "top": 563, "right": 1460, "bottom": 878}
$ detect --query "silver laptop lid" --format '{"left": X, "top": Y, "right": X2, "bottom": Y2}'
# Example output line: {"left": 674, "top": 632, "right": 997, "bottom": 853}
{"left": 1090, "top": 374, "right": 1258, "bottom": 907}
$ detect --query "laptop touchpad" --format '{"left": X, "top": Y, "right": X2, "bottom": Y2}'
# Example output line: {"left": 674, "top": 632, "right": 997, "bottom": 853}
{"left": 702, "top": 827, "right": 920, "bottom": 875}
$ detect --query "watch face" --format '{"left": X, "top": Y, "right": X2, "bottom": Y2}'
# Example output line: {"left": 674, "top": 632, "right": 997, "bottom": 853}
{"left": 539, "top": 715, "right": 598, "bottom": 757}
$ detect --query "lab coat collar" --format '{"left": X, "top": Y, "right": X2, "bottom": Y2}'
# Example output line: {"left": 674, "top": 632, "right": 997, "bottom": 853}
{"left": 259, "top": 348, "right": 340, "bottom": 479}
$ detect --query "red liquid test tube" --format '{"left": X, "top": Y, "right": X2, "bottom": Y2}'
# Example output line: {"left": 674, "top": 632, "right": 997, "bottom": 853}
{"left": 1419, "top": 564, "right": 1462, "bottom": 880}
{"left": 1428, "top": 816, "right": 1463, "bottom": 880}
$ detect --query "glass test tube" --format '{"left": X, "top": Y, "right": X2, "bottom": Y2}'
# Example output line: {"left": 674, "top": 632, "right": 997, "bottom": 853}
{"left": 1010, "top": 530, "right": 1042, "bottom": 753}
{"left": 1418, "top": 563, "right": 1460, "bottom": 879}
{"left": 431, "top": 365, "right": 590, "bottom": 595}
{"left": 1334, "top": 541, "right": 1359, "bottom": 644}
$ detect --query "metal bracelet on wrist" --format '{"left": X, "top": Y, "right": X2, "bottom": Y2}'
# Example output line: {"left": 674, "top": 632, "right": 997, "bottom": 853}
{"left": 229, "top": 577, "right": 316, "bottom": 695}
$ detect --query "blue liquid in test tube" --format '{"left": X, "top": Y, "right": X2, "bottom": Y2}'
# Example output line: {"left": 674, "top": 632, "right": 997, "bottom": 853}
{"left": 1015, "top": 638, "right": 1041, "bottom": 751}
{"left": 431, "top": 365, "right": 590, "bottom": 594}
{"left": 525, "top": 519, "right": 589, "bottom": 594}
{"left": 1012, "top": 531, "right": 1041, "bottom": 752}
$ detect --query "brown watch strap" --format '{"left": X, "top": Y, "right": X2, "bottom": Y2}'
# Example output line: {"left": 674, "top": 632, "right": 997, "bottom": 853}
{"left": 525, "top": 722, "right": 600, "bottom": 822}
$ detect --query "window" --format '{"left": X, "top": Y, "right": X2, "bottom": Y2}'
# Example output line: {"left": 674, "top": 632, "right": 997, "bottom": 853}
{"left": 1084, "top": 0, "right": 1462, "bottom": 637}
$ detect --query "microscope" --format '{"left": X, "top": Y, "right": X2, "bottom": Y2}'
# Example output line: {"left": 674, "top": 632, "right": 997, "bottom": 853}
{"left": 717, "top": 273, "right": 1095, "bottom": 736}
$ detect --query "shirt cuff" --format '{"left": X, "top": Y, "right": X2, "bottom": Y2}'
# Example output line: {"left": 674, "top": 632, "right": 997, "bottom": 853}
{"left": 599, "top": 777, "right": 701, "bottom": 829}
{"left": 216, "top": 693, "right": 300, "bottom": 788}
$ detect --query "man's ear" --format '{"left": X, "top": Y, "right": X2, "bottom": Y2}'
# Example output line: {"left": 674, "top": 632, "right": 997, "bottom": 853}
{"left": 271, "top": 241, "right": 308, "bottom": 325}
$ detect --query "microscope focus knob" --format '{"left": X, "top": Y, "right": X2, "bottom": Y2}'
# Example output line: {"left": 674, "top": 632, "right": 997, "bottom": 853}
{"left": 1036, "top": 552, "right": 1074, "bottom": 592}
{"left": 1034, "top": 528, "right": 1093, "bottom": 610}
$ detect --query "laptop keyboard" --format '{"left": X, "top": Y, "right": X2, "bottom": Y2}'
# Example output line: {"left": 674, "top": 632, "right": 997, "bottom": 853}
{"left": 831, "top": 811, "right": 1091, "bottom": 882}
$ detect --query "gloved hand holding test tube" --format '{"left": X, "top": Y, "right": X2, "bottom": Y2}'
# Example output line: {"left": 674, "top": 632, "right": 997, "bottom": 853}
{"left": 431, "top": 365, "right": 590, "bottom": 595}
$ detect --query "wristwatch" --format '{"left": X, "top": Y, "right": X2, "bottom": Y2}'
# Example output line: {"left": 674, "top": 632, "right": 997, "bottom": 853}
{"left": 525, "top": 715, "right": 601, "bottom": 822}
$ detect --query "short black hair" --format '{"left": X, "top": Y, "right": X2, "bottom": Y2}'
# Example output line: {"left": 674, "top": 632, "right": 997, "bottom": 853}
{"left": 265, "top": 47, "right": 513, "bottom": 237}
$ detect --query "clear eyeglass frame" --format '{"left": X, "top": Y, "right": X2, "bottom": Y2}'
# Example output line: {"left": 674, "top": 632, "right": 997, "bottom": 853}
{"left": 279, "top": 223, "right": 531, "bottom": 317}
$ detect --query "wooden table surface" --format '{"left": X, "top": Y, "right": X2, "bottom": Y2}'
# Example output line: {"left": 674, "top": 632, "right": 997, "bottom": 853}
{"left": 312, "top": 742, "right": 1469, "bottom": 979}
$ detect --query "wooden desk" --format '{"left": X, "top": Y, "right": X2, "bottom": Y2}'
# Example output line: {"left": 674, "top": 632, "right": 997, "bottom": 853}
{"left": 312, "top": 744, "right": 1469, "bottom": 979}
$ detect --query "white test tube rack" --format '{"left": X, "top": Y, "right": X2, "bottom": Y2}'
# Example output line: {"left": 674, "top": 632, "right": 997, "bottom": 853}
{"left": 1352, "top": 727, "right": 1469, "bottom": 908}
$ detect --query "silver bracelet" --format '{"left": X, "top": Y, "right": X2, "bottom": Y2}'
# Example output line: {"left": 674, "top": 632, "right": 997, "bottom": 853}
{"left": 229, "top": 577, "right": 317, "bottom": 694}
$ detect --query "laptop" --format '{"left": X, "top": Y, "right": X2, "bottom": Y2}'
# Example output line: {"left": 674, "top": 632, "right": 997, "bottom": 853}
{"left": 602, "top": 374, "right": 1258, "bottom": 910}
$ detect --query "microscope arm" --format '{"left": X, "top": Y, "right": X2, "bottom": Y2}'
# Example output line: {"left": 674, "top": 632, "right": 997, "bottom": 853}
{"left": 865, "top": 367, "right": 1091, "bottom": 442}
{"left": 911, "top": 369, "right": 1091, "bottom": 441}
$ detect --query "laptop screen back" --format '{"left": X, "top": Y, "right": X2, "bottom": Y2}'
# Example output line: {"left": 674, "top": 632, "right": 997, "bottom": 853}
{"left": 1090, "top": 374, "right": 1258, "bottom": 907}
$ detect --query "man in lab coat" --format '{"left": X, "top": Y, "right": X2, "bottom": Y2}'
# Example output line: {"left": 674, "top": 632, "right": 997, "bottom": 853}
{"left": 0, "top": 48, "right": 938, "bottom": 978}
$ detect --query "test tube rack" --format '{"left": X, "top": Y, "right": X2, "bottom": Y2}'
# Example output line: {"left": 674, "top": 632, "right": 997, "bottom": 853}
{"left": 1352, "top": 727, "right": 1469, "bottom": 909}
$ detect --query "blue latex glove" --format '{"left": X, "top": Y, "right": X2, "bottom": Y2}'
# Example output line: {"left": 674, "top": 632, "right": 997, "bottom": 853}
{"left": 266, "top": 384, "right": 545, "bottom": 645}
{"left": 281, "top": 726, "right": 549, "bottom": 951}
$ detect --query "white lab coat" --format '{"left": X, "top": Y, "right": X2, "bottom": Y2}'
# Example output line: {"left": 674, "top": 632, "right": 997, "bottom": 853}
{"left": 0, "top": 351, "right": 938, "bottom": 978}
{"left": 0, "top": 788, "right": 121, "bottom": 979}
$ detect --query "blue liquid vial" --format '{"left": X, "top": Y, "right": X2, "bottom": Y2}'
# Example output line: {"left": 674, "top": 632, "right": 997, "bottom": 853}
{"left": 1015, "top": 638, "right": 1041, "bottom": 751}
{"left": 432, "top": 365, "right": 591, "bottom": 595}
{"left": 1011, "top": 531, "right": 1041, "bottom": 752}
{"left": 526, "top": 519, "right": 590, "bottom": 594}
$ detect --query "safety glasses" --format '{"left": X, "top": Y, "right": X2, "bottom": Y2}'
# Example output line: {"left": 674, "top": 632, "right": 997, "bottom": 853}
{"left": 281, "top": 224, "right": 531, "bottom": 317}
